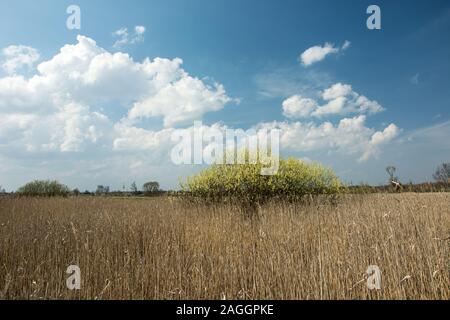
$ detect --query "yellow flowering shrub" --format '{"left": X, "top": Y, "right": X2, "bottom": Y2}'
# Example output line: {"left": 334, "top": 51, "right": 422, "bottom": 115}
{"left": 181, "top": 158, "right": 342, "bottom": 204}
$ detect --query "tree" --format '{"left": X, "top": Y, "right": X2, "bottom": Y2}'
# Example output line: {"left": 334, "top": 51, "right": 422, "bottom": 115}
{"left": 143, "top": 181, "right": 160, "bottom": 195}
{"left": 0, "top": 185, "right": 5, "bottom": 193}
{"left": 95, "top": 185, "right": 110, "bottom": 195}
{"left": 433, "top": 163, "right": 450, "bottom": 185}
{"left": 130, "top": 182, "right": 139, "bottom": 195}
{"left": 72, "top": 188, "right": 80, "bottom": 196}
{"left": 182, "top": 158, "right": 341, "bottom": 205}
{"left": 386, "top": 166, "right": 397, "bottom": 182}
{"left": 17, "top": 180, "right": 70, "bottom": 197}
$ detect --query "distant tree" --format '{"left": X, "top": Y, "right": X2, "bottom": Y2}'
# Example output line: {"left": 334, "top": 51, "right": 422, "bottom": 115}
{"left": 0, "top": 185, "right": 5, "bottom": 193}
{"left": 386, "top": 166, "right": 397, "bottom": 182}
{"left": 95, "top": 185, "right": 110, "bottom": 195}
{"left": 143, "top": 181, "right": 160, "bottom": 195}
{"left": 130, "top": 182, "right": 139, "bottom": 195}
{"left": 72, "top": 188, "right": 80, "bottom": 196}
{"left": 17, "top": 180, "right": 70, "bottom": 197}
{"left": 386, "top": 166, "right": 402, "bottom": 192}
{"left": 433, "top": 163, "right": 450, "bottom": 185}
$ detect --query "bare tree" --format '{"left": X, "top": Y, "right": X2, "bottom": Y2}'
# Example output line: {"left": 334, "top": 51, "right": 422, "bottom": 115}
{"left": 386, "top": 166, "right": 402, "bottom": 191}
{"left": 130, "top": 182, "right": 139, "bottom": 195}
{"left": 386, "top": 166, "right": 396, "bottom": 182}
{"left": 433, "top": 163, "right": 450, "bottom": 185}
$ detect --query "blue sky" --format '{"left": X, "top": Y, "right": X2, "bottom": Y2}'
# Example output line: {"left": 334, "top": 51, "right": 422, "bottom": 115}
{"left": 0, "top": 0, "right": 449, "bottom": 191}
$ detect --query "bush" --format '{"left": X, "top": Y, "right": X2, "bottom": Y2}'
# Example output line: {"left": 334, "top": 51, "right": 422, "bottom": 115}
{"left": 17, "top": 180, "right": 70, "bottom": 197}
{"left": 181, "top": 158, "right": 342, "bottom": 205}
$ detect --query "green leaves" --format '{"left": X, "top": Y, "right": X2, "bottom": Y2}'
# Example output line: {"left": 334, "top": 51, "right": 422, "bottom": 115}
{"left": 17, "top": 180, "right": 70, "bottom": 197}
{"left": 182, "top": 158, "right": 342, "bottom": 205}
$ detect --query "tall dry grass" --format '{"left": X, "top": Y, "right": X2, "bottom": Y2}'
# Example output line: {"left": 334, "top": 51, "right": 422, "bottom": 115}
{"left": 0, "top": 193, "right": 448, "bottom": 300}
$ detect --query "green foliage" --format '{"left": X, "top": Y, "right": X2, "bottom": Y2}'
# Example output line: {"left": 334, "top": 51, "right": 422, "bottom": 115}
{"left": 181, "top": 158, "right": 342, "bottom": 204}
{"left": 17, "top": 180, "right": 70, "bottom": 197}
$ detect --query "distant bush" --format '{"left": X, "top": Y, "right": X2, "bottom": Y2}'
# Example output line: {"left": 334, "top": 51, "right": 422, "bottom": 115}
{"left": 95, "top": 185, "right": 110, "bottom": 196}
{"left": 182, "top": 158, "right": 342, "bottom": 205}
{"left": 143, "top": 181, "right": 160, "bottom": 196}
{"left": 17, "top": 180, "right": 70, "bottom": 197}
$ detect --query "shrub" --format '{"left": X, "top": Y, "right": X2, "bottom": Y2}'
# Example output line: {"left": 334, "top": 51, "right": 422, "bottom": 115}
{"left": 17, "top": 180, "right": 70, "bottom": 197}
{"left": 143, "top": 181, "right": 160, "bottom": 196}
{"left": 181, "top": 158, "right": 342, "bottom": 205}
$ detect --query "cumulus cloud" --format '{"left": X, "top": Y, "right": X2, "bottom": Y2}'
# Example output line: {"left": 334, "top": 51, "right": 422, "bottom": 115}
{"left": 0, "top": 35, "right": 233, "bottom": 153}
{"left": 0, "top": 34, "right": 400, "bottom": 191}
{"left": 128, "top": 77, "right": 231, "bottom": 127}
{"left": 113, "top": 25, "right": 146, "bottom": 48}
{"left": 360, "top": 124, "right": 400, "bottom": 161}
{"left": 256, "top": 116, "right": 399, "bottom": 161}
{"left": 282, "top": 95, "right": 318, "bottom": 118}
{"left": 282, "top": 83, "right": 384, "bottom": 118}
{"left": 300, "top": 41, "right": 350, "bottom": 66}
{"left": 2, "top": 45, "right": 40, "bottom": 74}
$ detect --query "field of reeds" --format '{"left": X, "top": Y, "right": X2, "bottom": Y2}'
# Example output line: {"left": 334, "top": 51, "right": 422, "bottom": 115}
{"left": 0, "top": 193, "right": 449, "bottom": 300}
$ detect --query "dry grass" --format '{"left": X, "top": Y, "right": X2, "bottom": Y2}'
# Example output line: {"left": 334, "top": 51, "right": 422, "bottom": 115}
{"left": 0, "top": 193, "right": 448, "bottom": 300}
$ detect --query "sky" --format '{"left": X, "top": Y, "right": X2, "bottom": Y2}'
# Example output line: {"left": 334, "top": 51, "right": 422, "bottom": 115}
{"left": 0, "top": 0, "right": 449, "bottom": 191}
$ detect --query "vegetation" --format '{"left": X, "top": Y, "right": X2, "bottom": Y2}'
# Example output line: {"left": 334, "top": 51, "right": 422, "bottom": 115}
{"left": 95, "top": 185, "right": 110, "bottom": 196}
{"left": 0, "top": 194, "right": 448, "bottom": 300}
{"left": 130, "top": 182, "right": 139, "bottom": 195}
{"left": 182, "top": 158, "right": 342, "bottom": 205}
{"left": 16, "top": 180, "right": 70, "bottom": 197}
{"left": 143, "top": 181, "right": 160, "bottom": 195}
{"left": 433, "top": 163, "right": 450, "bottom": 185}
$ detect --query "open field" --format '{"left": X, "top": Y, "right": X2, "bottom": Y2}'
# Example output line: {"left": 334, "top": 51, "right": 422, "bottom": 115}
{"left": 0, "top": 193, "right": 449, "bottom": 300}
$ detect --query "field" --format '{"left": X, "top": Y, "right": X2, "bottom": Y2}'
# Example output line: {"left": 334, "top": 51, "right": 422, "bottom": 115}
{"left": 0, "top": 193, "right": 449, "bottom": 300}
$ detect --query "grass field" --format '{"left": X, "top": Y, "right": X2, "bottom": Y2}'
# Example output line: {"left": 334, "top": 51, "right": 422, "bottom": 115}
{"left": 0, "top": 193, "right": 449, "bottom": 300}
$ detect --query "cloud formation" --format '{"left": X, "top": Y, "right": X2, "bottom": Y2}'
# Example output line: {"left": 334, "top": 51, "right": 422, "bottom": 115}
{"left": 282, "top": 83, "right": 384, "bottom": 118}
{"left": 1, "top": 45, "right": 40, "bottom": 74}
{"left": 257, "top": 116, "right": 399, "bottom": 162}
{"left": 0, "top": 35, "right": 400, "bottom": 191}
{"left": 0, "top": 35, "right": 233, "bottom": 154}
{"left": 113, "top": 25, "right": 146, "bottom": 48}
{"left": 300, "top": 41, "right": 350, "bottom": 66}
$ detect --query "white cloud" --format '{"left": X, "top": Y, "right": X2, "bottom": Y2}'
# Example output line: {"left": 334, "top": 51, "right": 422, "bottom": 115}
{"left": 300, "top": 41, "right": 350, "bottom": 66}
{"left": 257, "top": 116, "right": 399, "bottom": 161}
{"left": 113, "top": 123, "right": 174, "bottom": 152}
{"left": 282, "top": 95, "right": 318, "bottom": 118}
{"left": 135, "top": 25, "right": 146, "bottom": 35}
{"left": 0, "top": 35, "right": 232, "bottom": 153}
{"left": 113, "top": 25, "right": 146, "bottom": 48}
{"left": 1, "top": 45, "right": 40, "bottom": 74}
{"left": 342, "top": 40, "right": 351, "bottom": 50}
{"left": 282, "top": 83, "right": 384, "bottom": 118}
{"left": 360, "top": 123, "right": 400, "bottom": 161}
{"left": 128, "top": 77, "right": 231, "bottom": 127}
{"left": 0, "top": 35, "right": 401, "bottom": 190}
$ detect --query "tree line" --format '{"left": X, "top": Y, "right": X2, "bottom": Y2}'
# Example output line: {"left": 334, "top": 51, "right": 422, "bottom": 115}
{"left": 0, "top": 162, "right": 449, "bottom": 197}
{"left": 1, "top": 180, "right": 163, "bottom": 197}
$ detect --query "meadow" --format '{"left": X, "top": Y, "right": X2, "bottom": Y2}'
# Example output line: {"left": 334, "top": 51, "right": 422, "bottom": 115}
{"left": 0, "top": 193, "right": 449, "bottom": 300}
